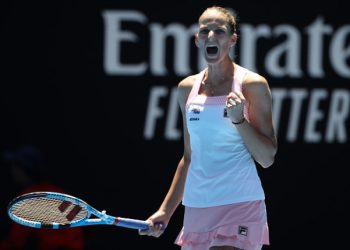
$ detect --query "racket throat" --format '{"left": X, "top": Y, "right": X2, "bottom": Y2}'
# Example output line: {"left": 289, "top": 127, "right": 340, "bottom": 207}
{"left": 113, "top": 217, "right": 120, "bottom": 225}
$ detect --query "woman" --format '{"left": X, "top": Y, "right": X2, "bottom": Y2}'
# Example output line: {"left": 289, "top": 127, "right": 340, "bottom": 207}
{"left": 140, "top": 6, "right": 277, "bottom": 250}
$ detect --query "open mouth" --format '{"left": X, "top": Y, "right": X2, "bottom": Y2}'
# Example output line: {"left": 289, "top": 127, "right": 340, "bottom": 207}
{"left": 206, "top": 46, "right": 218, "bottom": 55}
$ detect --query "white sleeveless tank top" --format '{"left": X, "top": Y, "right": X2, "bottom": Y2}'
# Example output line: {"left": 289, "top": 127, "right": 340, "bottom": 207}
{"left": 182, "top": 65, "right": 265, "bottom": 207}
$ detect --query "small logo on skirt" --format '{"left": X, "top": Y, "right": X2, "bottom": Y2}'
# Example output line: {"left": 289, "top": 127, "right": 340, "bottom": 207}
{"left": 223, "top": 107, "right": 228, "bottom": 117}
{"left": 238, "top": 225, "right": 248, "bottom": 236}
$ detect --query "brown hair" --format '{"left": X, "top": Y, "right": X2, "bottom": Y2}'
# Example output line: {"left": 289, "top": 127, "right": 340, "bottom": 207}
{"left": 199, "top": 6, "right": 238, "bottom": 34}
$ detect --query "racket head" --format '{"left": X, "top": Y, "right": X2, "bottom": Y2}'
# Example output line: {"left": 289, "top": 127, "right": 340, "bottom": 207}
{"left": 7, "top": 191, "right": 90, "bottom": 229}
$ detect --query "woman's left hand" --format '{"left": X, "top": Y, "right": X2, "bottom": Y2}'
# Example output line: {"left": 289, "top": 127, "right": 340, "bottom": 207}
{"left": 226, "top": 91, "right": 246, "bottom": 123}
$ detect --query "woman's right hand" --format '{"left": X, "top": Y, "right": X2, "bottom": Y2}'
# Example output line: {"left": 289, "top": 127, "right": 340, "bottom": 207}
{"left": 138, "top": 210, "right": 169, "bottom": 238}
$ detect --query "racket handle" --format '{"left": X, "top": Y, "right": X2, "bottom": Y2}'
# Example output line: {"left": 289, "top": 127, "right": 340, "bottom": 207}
{"left": 114, "top": 217, "right": 150, "bottom": 230}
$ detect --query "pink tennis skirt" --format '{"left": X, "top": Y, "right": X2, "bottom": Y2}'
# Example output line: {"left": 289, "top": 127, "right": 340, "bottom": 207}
{"left": 175, "top": 200, "right": 269, "bottom": 250}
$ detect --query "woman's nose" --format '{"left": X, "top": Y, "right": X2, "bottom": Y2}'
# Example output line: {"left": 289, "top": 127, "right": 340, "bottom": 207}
{"left": 208, "top": 30, "right": 215, "bottom": 39}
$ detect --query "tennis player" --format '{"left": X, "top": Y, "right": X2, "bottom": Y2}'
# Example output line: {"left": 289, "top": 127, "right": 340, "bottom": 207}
{"left": 140, "top": 6, "right": 277, "bottom": 250}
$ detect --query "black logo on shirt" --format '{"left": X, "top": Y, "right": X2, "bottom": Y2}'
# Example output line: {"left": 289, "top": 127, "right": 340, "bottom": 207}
{"left": 192, "top": 108, "right": 201, "bottom": 114}
{"left": 223, "top": 107, "right": 229, "bottom": 118}
{"left": 238, "top": 225, "right": 248, "bottom": 236}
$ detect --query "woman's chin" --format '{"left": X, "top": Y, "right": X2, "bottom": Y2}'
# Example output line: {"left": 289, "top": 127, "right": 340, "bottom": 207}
{"left": 205, "top": 54, "right": 221, "bottom": 64}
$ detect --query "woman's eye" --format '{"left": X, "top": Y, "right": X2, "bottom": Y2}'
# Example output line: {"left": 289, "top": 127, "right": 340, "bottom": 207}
{"left": 215, "top": 29, "right": 225, "bottom": 34}
{"left": 199, "top": 29, "right": 209, "bottom": 34}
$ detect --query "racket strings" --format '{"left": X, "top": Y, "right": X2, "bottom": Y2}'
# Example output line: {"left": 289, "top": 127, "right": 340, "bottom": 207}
{"left": 10, "top": 197, "right": 88, "bottom": 224}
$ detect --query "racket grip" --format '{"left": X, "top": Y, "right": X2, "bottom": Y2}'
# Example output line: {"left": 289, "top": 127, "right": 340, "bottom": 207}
{"left": 114, "top": 217, "right": 150, "bottom": 230}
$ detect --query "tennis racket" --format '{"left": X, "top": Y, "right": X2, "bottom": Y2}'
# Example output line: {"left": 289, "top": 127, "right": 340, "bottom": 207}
{"left": 7, "top": 191, "right": 150, "bottom": 230}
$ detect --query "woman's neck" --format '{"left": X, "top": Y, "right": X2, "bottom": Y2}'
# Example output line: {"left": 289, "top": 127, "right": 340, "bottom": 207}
{"left": 205, "top": 60, "right": 235, "bottom": 86}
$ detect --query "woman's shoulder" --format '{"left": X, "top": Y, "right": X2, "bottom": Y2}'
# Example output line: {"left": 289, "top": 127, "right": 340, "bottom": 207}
{"left": 235, "top": 64, "right": 271, "bottom": 98}
{"left": 177, "top": 73, "right": 200, "bottom": 106}
{"left": 177, "top": 74, "right": 198, "bottom": 95}
{"left": 235, "top": 64, "right": 268, "bottom": 85}
{"left": 234, "top": 65, "right": 269, "bottom": 90}
{"left": 178, "top": 74, "right": 198, "bottom": 88}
